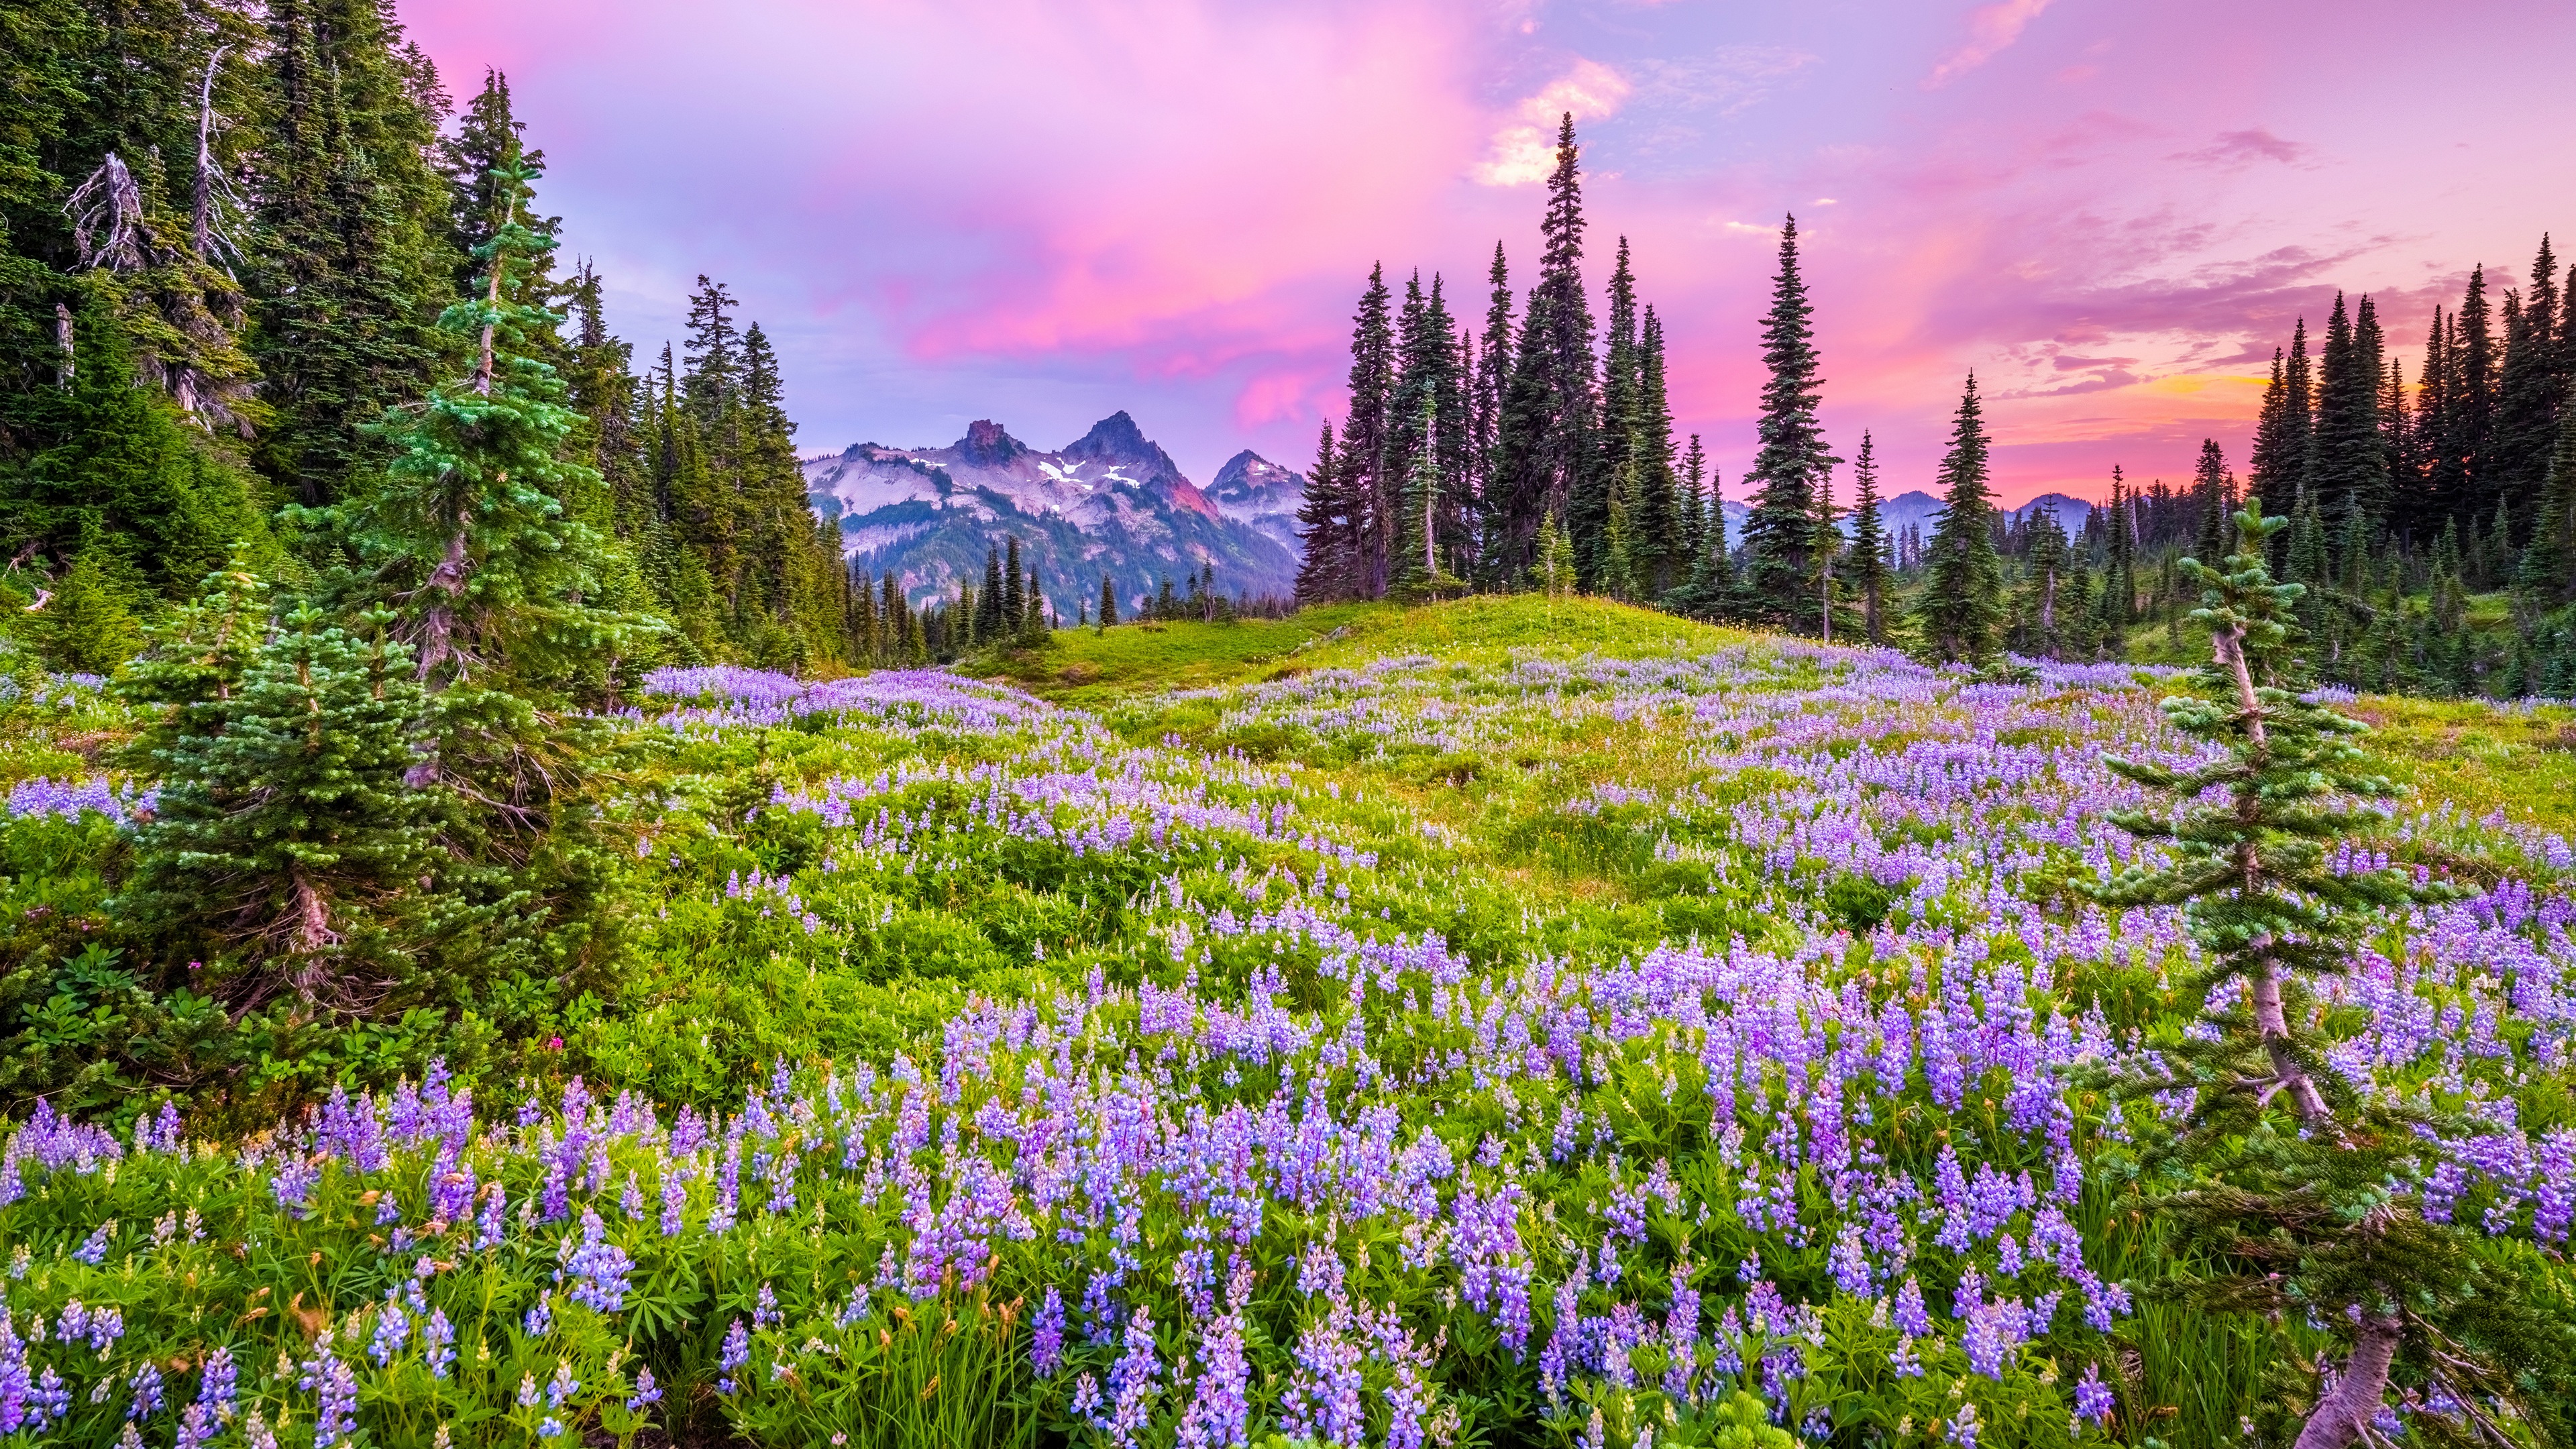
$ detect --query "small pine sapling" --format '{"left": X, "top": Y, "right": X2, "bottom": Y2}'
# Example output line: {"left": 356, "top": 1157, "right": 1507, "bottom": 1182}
{"left": 2082, "top": 501, "right": 2563, "bottom": 1449}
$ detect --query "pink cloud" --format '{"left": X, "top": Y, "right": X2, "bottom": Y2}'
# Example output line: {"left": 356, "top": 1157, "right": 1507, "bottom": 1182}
{"left": 1925, "top": 0, "right": 2059, "bottom": 89}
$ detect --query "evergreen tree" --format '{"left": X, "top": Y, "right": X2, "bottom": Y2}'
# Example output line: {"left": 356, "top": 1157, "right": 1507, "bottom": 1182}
{"left": 1596, "top": 237, "right": 1640, "bottom": 584}
{"left": 1913, "top": 374, "right": 2004, "bottom": 665}
{"left": 1739, "top": 215, "right": 1835, "bottom": 631}
{"left": 2494, "top": 235, "right": 2564, "bottom": 541}
{"left": 2249, "top": 347, "right": 2296, "bottom": 519}
{"left": 2079, "top": 500, "right": 2563, "bottom": 1449}
{"left": 120, "top": 592, "right": 437, "bottom": 1003}
{"left": 1471, "top": 242, "right": 1514, "bottom": 578}
{"left": 2521, "top": 379, "right": 2576, "bottom": 603}
{"left": 1632, "top": 307, "right": 1684, "bottom": 595}
{"left": 1489, "top": 117, "right": 1600, "bottom": 588}
{"left": 1002, "top": 536, "right": 1024, "bottom": 631}
{"left": 2454, "top": 262, "right": 2499, "bottom": 524}
{"left": 2310, "top": 292, "right": 2387, "bottom": 541}
{"left": 1293, "top": 417, "right": 1348, "bottom": 604}
{"left": 975, "top": 545, "right": 1004, "bottom": 643}
{"left": 2009, "top": 504, "right": 2070, "bottom": 660}
{"left": 350, "top": 140, "right": 636, "bottom": 800}
{"left": 1341, "top": 264, "right": 1395, "bottom": 597}
{"left": 1846, "top": 431, "right": 1892, "bottom": 645}
{"left": 1097, "top": 573, "right": 1118, "bottom": 629}
{"left": 2194, "top": 439, "right": 2235, "bottom": 566}
{"left": 250, "top": 0, "right": 453, "bottom": 511}
{"left": 2104, "top": 466, "right": 2136, "bottom": 634}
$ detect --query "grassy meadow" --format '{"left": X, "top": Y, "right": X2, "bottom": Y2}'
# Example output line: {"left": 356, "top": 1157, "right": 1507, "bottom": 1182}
{"left": 1, "top": 596, "right": 2571, "bottom": 1449}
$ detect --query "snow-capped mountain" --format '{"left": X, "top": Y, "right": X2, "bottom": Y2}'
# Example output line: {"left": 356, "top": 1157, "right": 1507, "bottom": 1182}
{"left": 1205, "top": 449, "right": 1307, "bottom": 556}
{"left": 802, "top": 413, "right": 1299, "bottom": 617}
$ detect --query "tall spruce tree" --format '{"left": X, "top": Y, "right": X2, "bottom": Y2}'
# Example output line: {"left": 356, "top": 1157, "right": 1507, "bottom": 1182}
{"left": 2310, "top": 292, "right": 2387, "bottom": 545}
{"left": 1596, "top": 237, "right": 1640, "bottom": 584}
{"left": 1294, "top": 418, "right": 1348, "bottom": 604}
{"left": 2494, "top": 235, "right": 2564, "bottom": 541}
{"left": 352, "top": 140, "right": 637, "bottom": 803}
{"left": 1847, "top": 431, "right": 1891, "bottom": 645}
{"left": 1913, "top": 374, "right": 2003, "bottom": 665}
{"left": 1633, "top": 306, "right": 1684, "bottom": 596}
{"left": 1739, "top": 215, "right": 1835, "bottom": 631}
{"left": 1489, "top": 116, "right": 1600, "bottom": 589}
{"left": 1341, "top": 264, "right": 1395, "bottom": 598}
{"left": 250, "top": 0, "right": 453, "bottom": 511}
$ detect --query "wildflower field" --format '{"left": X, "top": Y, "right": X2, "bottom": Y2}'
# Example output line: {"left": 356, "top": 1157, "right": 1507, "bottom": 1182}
{"left": 4, "top": 596, "right": 2575, "bottom": 1449}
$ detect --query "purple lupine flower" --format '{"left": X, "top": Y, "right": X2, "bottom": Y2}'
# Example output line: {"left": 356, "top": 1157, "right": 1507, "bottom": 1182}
{"left": 717, "top": 1319, "right": 751, "bottom": 1394}
{"left": 423, "top": 1310, "right": 455, "bottom": 1379}
{"left": 70, "top": 1223, "right": 109, "bottom": 1265}
{"left": 308, "top": 1354, "right": 358, "bottom": 1449}
{"left": 524, "top": 1292, "right": 553, "bottom": 1338}
{"left": 627, "top": 1367, "right": 661, "bottom": 1411}
{"left": 195, "top": 1346, "right": 235, "bottom": 1424}
{"left": 126, "top": 1362, "right": 163, "bottom": 1418}
{"left": 2074, "top": 1361, "right": 2114, "bottom": 1428}
{"left": 1031, "top": 1287, "right": 1065, "bottom": 1376}
{"left": 557, "top": 1208, "right": 632, "bottom": 1312}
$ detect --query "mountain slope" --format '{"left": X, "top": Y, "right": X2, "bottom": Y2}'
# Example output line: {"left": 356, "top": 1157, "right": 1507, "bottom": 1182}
{"left": 803, "top": 413, "right": 1298, "bottom": 617}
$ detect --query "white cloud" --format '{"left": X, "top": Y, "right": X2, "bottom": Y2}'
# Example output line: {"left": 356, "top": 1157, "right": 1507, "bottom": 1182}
{"left": 1470, "top": 59, "right": 1632, "bottom": 186}
{"left": 1925, "top": 0, "right": 2058, "bottom": 89}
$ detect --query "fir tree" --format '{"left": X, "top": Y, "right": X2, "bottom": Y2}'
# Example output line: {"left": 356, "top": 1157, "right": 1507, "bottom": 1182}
{"left": 1846, "top": 431, "right": 1891, "bottom": 645}
{"left": 1595, "top": 237, "right": 1640, "bottom": 584}
{"left": 2104, "top": 466, "right": 2136, "bottom": 635}
{"left": 1914, "top": 374, "right": 2004, "bottom": 665}
{"left": 2079, "top": 500, "right": 2562, "bottom": 1449}
{"left": 1341, "top": 265, "right": 1396, "bottom": 597}
{"left": 351, "top": 139, "right": 636, "bottom": 793}
{"left": 2010, "top": 504, "right": 2070, "bottom": 660}
{"left": 1097, "top": 574, "right": 1118, "bottom": 629}
{"left": 2310, "top": 292, "right": 2387, "bottom": 542}
{"left": 1740, "top": 215, "right": 1835, "bottom": 631}
{"left": 2495, "top": 235, "right": 2564, "bottom": 540}
{"left": 1489, "top": 117, "right": 1601, "bottom": 588}
{"left": 119, "top": 594, "right": 437, "bottom": 1002}
{"left": 1293, "top": 417, "right": 1348, "bottom": 604}
{"left": 1632, "top": 307, "right": 1684, "bottom": 595}
{"left": 1471, "top": 242, "right": 1514, "bottom": 579}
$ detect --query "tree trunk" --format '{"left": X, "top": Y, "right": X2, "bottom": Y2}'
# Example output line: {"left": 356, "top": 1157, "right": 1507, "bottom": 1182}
{"left": 2292, "top": 1313, "right": 2402, "bottom": 1449}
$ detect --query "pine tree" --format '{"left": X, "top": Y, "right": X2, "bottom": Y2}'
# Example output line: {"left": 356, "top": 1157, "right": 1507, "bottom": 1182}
{"left": 2010, "top": 504, "right": 2070, "bottom": 660}
{"left": 1846, "top": 431, "right": 1891, "bottom": 645}
{"left": 352, "top": 140, "right": 635, "bottom": 793}
{"left": 1914, "top": 374, "right": 2004, "bottom": 665}
{"left": 1632, "top": 307, "right": 1684, "bottom": 596}
{"left": 1341, "top": 265, "right": 1396, "bottom": 598}
{"left": 1740, "top": 215, "right": 1836, "bottom": 631}
{"left": 250, "top": 0, "right": 452, "bottom": 511}
{"left": 2078, "top": 499, "right": 2563, "bottom": 1449}
{"left": 2104, "top": 466, "right": 2136, "bottom": 634}
{"left": 1097, "top": 573, "right": 1118, "bottom": 629}
{"left": 2454, "top": 262, "right": 2499, "bottom": 525}
{"left": 1471, "top": 242, "right": 1515, "bottom": 580}
{"left": 2194, "top": 439, "right": 2235, "bottom": 565}
{"left": 1002, "top": 537, "right": 1024, "bottom": 631}
{"left": 2249, "top": 347, "right": 2296, "bottom": 518}
{"left": 119, "top": 594, "right": 437, "bottom": 1002}
{"left": 1489, "top": 117, "right": 1601, "bottom": 589}
{"left": 2521, "top": 379, "right": 2576, "bottom": 603}
{"left": 2494, "top": 235, "right": 2564, "bottom": 541}
{"left": 2311, "top": 292, "right": 2387, "bottom": 543}
{"left": 1294, "top": 417, "right": 1348, "bottom": 603}
{"left": 1596, "top": 237, "right": 1640, "bottom": 584}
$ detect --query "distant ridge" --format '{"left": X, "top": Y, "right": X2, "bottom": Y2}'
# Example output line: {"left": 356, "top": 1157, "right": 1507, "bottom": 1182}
{"left": 803, "top": 414, "right": 1297, "bottom": 616}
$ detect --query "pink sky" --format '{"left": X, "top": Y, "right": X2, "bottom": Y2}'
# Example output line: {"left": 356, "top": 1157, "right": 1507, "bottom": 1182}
{"left": 400, "top": 0, "right": 2576, "bottom": 506}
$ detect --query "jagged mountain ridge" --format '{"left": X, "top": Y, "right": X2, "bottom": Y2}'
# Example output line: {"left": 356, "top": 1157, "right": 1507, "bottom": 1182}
{"left": 802, "top": 413, "right": 1299, "bottom": 616}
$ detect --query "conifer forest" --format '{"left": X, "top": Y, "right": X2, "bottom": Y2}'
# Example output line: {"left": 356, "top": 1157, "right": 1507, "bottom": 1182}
{"left": 3, "top": 7, "right": 2576, "bottom": 1449}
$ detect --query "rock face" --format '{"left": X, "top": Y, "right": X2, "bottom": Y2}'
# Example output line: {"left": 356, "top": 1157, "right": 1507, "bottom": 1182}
{"left": 802, "top": 412, "right": 1299, "bottom": 619}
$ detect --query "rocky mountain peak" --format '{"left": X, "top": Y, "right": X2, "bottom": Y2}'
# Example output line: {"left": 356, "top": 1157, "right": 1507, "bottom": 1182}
{"left": 956, "top": 419, "right": 1029, "bottom": 468}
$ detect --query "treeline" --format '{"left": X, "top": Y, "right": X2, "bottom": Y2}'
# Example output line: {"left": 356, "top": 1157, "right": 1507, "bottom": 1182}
{"left": 0, "top": 3, "right": 856, "bottom": 677}
{"left": 0, "top": 0, "right": 899, "bottom": 1107}
{"left": 1296, "top": 117, "right": 1724, "bottom": 607}
{"left": 1293, "top": 115, "right": 2576, "bottom": 694}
